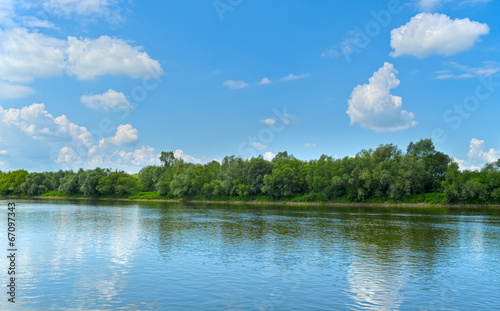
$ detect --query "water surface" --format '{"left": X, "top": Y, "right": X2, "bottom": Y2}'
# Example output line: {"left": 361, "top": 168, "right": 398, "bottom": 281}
{"left": 1, "top": 199, "right": 499, "bottom": 310}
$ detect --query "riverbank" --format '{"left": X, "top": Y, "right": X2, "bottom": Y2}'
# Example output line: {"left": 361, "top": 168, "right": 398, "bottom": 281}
{"left": 2, "top": 194, "right": 499, "bottom": 209}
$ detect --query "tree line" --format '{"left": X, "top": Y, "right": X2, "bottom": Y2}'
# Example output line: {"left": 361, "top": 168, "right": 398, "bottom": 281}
{"left": 1, "top": 139, "right": 500, "bottom": 204}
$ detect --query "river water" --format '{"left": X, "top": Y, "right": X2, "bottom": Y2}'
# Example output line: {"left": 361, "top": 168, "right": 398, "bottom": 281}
{"left": 0, "top": 199, "right": 499, "bottom": 310}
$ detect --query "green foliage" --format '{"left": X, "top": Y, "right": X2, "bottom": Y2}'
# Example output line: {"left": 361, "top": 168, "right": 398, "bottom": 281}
{"left": 41, "top": 190, "right": 67, "bottom": 197}
{"left": 20, "top": 172, "right": 52, "bottom": 195}
{"left": 79, "top": 168, "right": 108, "bottom": 197}
{"left": 0, "top": 170, "right": 29, "bottom": 195}
{"left": 263, "top": 155, "right": 307, "bottom": 198}
{"left": 129, "top": 191, "right": 165, "bottom": 200}
{"left": 97, "top": 171, "right": 140, "bottom": 196}
{"left": 58, "top": 170, "right": 80, "bottom": 194}
{"left": 202, "top": 180, "right": 223, "bottom": 198}
{"left": 159, "top": 151, "right": 175, "bottom": 167}
{"left": 1, "top": 139, "right": 500, "bottom": 205}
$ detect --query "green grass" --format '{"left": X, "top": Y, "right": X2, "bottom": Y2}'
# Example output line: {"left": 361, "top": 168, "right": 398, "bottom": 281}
{"left": 128, "top": 192, "right": 167, "bottom": 200}
{"left": 11, "top": 190, "right": 500, "bottom": 206}
{"left": 40, "top": 191, "right": 67, "bottom": 197}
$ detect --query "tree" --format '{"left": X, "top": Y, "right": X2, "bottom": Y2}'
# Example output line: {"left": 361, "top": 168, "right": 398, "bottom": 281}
{"left": 246, "top": 157, "right": 272, "bottom": 195}
{"left": 263, "top": 157, "right": 307, "bottom": 198}
{"left": 169, "top": 165, "right": 197, "bottom": 197}
{"left": 20, "top": 172, "right": 51, "bottom": 195}
{"left": 79, "top": 168, "right": 108, "bottom": 197}
{"left": 0, "top": 170, "right": 29, "bottom": 195}
{"left": 442, "top": 162, "right": 462, "bottom": 203}
{"left": 159, "top": 151, "right": 175, "bottom": 167}
{"left": 97, "top": 171, "right": 140, "bottom": 196}
{"left": 58, "top": 171, "right": 81, "bottom": 194}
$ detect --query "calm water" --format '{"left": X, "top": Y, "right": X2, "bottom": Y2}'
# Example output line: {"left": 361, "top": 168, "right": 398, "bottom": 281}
{"left": 1, "top": 200, "right": 499, "bottom": 310}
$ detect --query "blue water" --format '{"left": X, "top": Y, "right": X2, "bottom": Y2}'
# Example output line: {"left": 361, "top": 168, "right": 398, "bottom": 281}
{"left": 1, "top": 200, "right": 499, "bottom": 310}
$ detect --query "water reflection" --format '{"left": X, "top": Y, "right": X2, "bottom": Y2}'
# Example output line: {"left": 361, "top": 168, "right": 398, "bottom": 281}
{"left": 0, "top": 200, "right": 498, "bottom": 310}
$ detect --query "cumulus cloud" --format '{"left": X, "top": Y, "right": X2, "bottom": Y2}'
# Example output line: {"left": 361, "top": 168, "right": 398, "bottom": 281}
{"left": 81, "top": 89, "right": 132, "bottom": 111}
{"left": 304, "top": 143, "right": 317, "bottom": 148}
{"left": 0, "top": 103, "right": 159, "bottom": 172}
{"left": 281, "top": 73, "right": 310, "bottom": 81}
{"left": 390, "top": 13, "right": 489, "bottom": 58}
{"left": 454, "top": 138, "right": 499, "bottom": 170}
{"left": 0, "top": 28, "right": 163, "bottom": 98}
{"left": 111, "top": 146, "right": 159, "bottom": 167}
{"left": 0, "top": 28, "right": 66, "bottom": 83}
{"left": 468, "top": 138, "right": 499, "bottom": 163}
{"left": 346, "top": 62, "right": 416, "bottom": 132}
{"left": 261, "top": 118, "right": 276, "bottom": 126}
{"left": 174, "top": 150, "right": 201, "bottom": 164}
{"left": 66, "top": 35, "right": 163, "bottom": 80}
{"left": 0, "top": 103, "right": 92, "bottom": 145}
{"left": 259, "top": 77, "right": 272, "bottom": 85}
{"left": 0, "top": 150, "right": 8, "bottom": 155}
{"left": 223, "top": 80, "right": 249, "bottom": 89}
{"left": 107, "top": 124, "right": 139, "bottom": 147}
{"left": 263, "top": 151, "right": 275, "bottom": 161}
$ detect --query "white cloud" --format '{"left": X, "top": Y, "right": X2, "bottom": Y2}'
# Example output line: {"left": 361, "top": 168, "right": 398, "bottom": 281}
{"left": 453, "top": 158, "right": 481, "bottom": 171}
{"left": 0, "top": 150, "right": 8, "bottom": 155}
{"left": 259, "top": 77, "right": 271, "bottom": 85}
{"left": 66, "top": 35, "right": 163, "bottom": 80}
{"left": 92, "top": 124, "right": 139, "bottom": 154}
{"left": 468, "top": 138, "right": 499, "bottom": 163}
{"left": 250, "top": 142, "right": 267, "bottom": 151}
{"left": 174, "top": 150, "right": 201, "bottom": 164}
{"left": 0, "top": 103, "right": 159, "bottom": 172}
{"left": 0, "top": 28, "right": 163, "bottom": 98}
{"left": 107, "top": 124, "right": 139, "bottom": 147}
{"left": 112, "top": 146, "right": 159, "bottom": 167}
{"left": 0, "top": 81, "right": 34, "bottom": 99}
{"left": 261, "top": 118, "right": 276, "bottom": 126}
{"left": 1, "top": 103, "right": 92, "bottom": 145}
{"left": 390, "top": 13, "right": 489, "bottom": 58}
{"left": 81, "top": 89, "right": 132, "bottom": 111}
{"left": 346, "top": 62, "right": 416, "bottom": 132}
{"left": 281, "top": 73, "right": 310, "bottom": 81}
{"left": 0, "top": 28, "right": 66, "bottom": 83}
{"left": 433, "top": 62, "right": 500, "bottom": 79}
{"left": 454, "top": 138, "right": 499, "bottom": 170}
{"left": 263, "top": 151, "right": 275, "bottom": 161}
{"left": 223, "top": 80, "right": 249, "bottom": 89}
{"left": 304, "top": 143, "right": 317, "bottom": 148}
{"left": 57, "top": 146, "right": 77, "bottom": 163}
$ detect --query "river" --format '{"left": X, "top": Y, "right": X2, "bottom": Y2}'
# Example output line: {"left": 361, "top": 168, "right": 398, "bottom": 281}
{"left": 1, "top": 199, "right": 499, "bottom": 310}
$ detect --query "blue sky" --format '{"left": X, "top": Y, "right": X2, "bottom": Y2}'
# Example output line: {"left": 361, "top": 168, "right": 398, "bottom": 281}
{"left": 0, "top": 0, "right": 499, "bottom": 172}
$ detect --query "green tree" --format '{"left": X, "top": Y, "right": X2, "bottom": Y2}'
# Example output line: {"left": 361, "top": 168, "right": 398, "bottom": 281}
{"left": 0, "top": 170, "right": 29, "bottom": 195}
{"left": 159, "top": 151, "right": 175, "bottom": 167}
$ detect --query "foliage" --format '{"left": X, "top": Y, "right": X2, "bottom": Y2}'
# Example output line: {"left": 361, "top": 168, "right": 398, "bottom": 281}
{"left": 1, "top": 139, "right": 500, "bottom": 205}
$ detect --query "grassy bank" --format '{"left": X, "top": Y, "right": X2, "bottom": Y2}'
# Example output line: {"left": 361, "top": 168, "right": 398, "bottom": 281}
{"left": 2, "top": 191, "right": 499, "bottom": 208}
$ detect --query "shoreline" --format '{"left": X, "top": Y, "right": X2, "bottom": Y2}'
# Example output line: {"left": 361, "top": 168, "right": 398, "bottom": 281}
{"left": 1, "top": 195, "right": 499, "bottom": 209}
